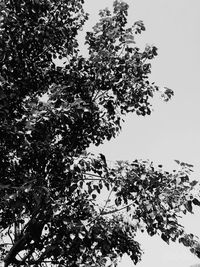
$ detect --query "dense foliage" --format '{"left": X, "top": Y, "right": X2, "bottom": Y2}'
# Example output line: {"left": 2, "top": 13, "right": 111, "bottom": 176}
{"left": 0, "top": 0, "right": 199, "bottom": 266}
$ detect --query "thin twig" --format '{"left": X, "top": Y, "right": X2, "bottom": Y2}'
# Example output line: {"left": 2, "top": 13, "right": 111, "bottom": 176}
{"left": 82, "top": 178, "right": 102, "bottom": 181}
{"left": 101, "top": 202, "right": 134, "bottom": 215}
{"left": 99, "top": 186, "right": 115, "bottom": 216}
{"left": 8, "top": 226, "right": 14, "bottom": 245}
{"left": 118, "top": 43, "right": 126, "bottom": 57}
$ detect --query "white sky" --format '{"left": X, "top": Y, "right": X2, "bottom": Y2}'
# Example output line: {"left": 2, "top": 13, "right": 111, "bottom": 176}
{"left": 82, "top": 1, "right": 200, "bottom": 267}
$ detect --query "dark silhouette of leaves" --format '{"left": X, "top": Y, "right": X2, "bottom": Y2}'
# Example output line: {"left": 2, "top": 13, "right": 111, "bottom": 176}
{"left": 0, "top": 1, "right": 200, "bottom": 267}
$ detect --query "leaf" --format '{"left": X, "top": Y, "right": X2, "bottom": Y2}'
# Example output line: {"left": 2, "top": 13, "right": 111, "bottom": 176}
{"left": 190, "top": 180, "right": 198, "bottom": 187}
{"left": 92, "top": 194, "right": 97, "bottom": 199}
{"left": 104, "top": 182, "right": 110, "bottom": 191}
{"left": 185, "top": 200, "right": 193, "bottom": 213}
{"left": 126, "top": 205, "right": 131, "bottom": 212}
{"left": 115, "top": 197, "right": 121, "bottom": 206}
{"left": 161, "top": 233, "right": 169, "bottom": 244}
{"left": 193, "top": 198, "right": 200, "bottom": 206}
{"left": 70, "top": 233, "right": 76, "bottom": 240}
{"left": 174, "top": 160, "right": 180, "bottom": 165}
{"left": 69, "top": 183, "right": 77, "bottom": 193}
{"left": 78, "top": 231, "right": 86, "bottom": 240}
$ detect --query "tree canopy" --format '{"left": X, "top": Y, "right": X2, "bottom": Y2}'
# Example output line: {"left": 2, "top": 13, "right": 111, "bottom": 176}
{"left": 0, "top": 0, "right": 200, "bottom": 266}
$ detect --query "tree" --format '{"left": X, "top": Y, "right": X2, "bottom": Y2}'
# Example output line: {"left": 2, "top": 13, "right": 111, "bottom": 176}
{"left": 0, "top": 0, "right": 199, "bottom": 266}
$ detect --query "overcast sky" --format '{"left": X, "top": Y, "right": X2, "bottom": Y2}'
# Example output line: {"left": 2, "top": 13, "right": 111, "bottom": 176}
{"left": 82, "top": 1, "right": 200, "bottom": 267}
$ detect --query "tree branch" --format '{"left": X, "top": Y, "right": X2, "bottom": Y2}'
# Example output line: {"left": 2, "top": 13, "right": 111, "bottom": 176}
{"left": 84, "top": 172, "right": 104, "bottom": 179}
{"left": 4, "top": 233, "right": 30, "bottom": 267}
{"left": 8, "top": 226, "right": 14, "bottom": 245}
{"left": 101, "top": 203, "right": 134, "bottom": 216}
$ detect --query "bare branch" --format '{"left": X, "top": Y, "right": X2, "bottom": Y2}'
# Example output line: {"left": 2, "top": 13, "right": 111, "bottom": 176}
{"left": 4, "top": 233, "right": 29, "bottom": 267}
{"left": 101, "top": 203, "right": 134, "bottom": 216}
{"left": 8, "top": 226, "right": 14, "bottom": 245}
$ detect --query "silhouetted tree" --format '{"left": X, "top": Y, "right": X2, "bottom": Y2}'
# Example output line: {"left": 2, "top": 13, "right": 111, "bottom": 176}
{"left": 0, "top": 1, "right": 199, "bottom": 266}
